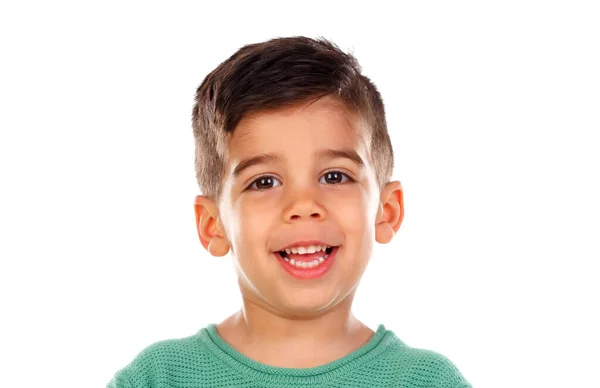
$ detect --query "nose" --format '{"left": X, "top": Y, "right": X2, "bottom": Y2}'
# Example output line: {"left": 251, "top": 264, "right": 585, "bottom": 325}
{"left": 282, "top": 187, "right": 327, "bottom": 223}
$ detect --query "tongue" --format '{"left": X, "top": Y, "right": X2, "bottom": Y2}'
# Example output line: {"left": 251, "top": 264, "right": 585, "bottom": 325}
{"left": 286, "top": 252, "right": 326, "bottom": 262}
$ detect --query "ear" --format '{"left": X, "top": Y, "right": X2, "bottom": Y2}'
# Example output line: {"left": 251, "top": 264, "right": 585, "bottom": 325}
{"left": 194, "top": 195, "right": 230, "bottom": 257}
{"left": 375, "top": 181, "right": 404, "bottom": 244}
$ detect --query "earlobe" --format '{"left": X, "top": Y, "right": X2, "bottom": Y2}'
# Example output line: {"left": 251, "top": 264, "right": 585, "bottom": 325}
{"left": 194, "top": 195, "right": 230, "bottom": 257}
{"left": 375, "top": 181, "right": 404, "bottom": 244}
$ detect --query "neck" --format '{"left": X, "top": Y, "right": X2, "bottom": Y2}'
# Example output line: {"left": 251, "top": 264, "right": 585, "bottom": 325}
{"left": 216, "top": 293, "right": 374, "bottom": 368}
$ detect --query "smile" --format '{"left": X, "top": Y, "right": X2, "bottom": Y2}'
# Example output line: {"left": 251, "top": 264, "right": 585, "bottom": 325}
{"left": 279, "top": 245, "right": 334, "bottom": 268}
{"left": 274, "top": 245, "right": 339, "bottom": 279}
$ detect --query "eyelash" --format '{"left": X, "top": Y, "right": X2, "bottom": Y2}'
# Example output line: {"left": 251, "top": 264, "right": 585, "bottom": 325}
{"left": 245, "top": 171, "right": 355, "bottom": 191}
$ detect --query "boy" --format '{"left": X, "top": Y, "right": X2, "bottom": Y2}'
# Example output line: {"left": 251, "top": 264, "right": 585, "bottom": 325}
{"left": 107, "top": 36, "right": 471, "bottom": 387}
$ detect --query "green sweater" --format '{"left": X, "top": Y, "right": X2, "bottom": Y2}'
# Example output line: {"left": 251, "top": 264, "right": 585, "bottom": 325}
{"left": 107, "top": 324, "right": 471, "bottom": 387}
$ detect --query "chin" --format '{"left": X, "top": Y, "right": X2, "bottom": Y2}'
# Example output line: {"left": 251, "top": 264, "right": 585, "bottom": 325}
{"left": 273, "top": 288, "right": 343, "bottom": 316}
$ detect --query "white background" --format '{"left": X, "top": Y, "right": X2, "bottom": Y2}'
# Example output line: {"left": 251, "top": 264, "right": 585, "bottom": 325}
{"left": 1, "top": 1, "right": 598, "bottom": 387}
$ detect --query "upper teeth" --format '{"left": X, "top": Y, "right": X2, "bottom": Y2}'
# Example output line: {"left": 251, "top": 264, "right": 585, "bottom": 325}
{"left": 285, "top": 245, "right": 330, "bottom": 255}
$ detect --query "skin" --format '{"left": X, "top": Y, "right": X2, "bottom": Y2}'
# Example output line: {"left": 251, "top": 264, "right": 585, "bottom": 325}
{"left": 194, "top": 96, "right": 404, "bottom": 368}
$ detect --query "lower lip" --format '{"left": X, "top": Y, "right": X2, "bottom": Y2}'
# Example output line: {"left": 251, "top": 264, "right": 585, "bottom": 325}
{"left": 275, "top": 247, "right": 338, "bottom": 280}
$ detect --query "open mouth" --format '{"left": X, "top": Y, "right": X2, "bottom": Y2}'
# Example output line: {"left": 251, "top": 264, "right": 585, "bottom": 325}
{"left": 277, "top": 245, "right": 337, "bottom": 269}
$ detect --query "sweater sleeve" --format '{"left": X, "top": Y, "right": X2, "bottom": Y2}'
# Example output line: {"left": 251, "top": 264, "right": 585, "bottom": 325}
{"left": 427, "top": 351, "right": 472, "bottom": 388}
{"left": 106, "top": 369, "right": 134, "bottom": 388}
{"left": 105, "top": 339, "right": 171, "bottom": 388}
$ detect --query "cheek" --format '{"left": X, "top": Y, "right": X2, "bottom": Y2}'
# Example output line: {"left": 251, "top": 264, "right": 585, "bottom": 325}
{"left": 234, "top": 196, "right": 278, "bottom": 252}
{"left": 327, "top": 188, "right": 375, "bottom": 276}
{"left": 330, "top": 187, "right": 375, "bottom": 239}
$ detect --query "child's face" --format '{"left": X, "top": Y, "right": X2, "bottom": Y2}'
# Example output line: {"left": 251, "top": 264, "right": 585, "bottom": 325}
{"left": 198, "top": 96, "right": 402, "bottom": 317}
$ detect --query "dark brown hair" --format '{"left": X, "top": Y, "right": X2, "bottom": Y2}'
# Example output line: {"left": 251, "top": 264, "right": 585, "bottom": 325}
{"left": 192, "top": 36, "right": 394, "bottom": 201}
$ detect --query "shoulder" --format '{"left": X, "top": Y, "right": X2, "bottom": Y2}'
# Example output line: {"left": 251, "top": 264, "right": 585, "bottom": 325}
{"left": 107, "top": 330, "right": 211, "bottom": 388}
{"left": 131, "top": 332, "right": 206, "bottom": 367}
{"left": 403, "top": 348, "right": 471, "bottom": 387}
{"left": 374, "top": 331, "right": 472, "bottom": 388}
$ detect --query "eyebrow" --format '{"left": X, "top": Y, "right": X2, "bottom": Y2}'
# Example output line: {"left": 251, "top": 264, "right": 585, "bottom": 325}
{"left": 317, "top": 148, "right": 364, "bottom": 167}
{"left": 232, "top": 148, "right": 364, "bottom": 178}
{"left": 233, "top": 153, "right": 283, "bottom": 177}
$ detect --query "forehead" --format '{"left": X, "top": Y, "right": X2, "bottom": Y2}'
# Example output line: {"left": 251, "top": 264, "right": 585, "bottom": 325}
{"left": 228, "top": 96, "right": 369, "bottom": 160}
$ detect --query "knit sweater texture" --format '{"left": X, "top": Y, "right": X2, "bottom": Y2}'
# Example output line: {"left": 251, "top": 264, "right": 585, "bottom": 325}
{"left": 107, "top": 324, "right": 471, "bottom": 387}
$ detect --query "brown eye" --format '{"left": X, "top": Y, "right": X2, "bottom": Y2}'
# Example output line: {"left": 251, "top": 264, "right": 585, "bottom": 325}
{"left": 247, "top": 176, "right": 281, "bottom": 191}
{"left": 320, "top": 171, "right": 352, "bottom": 184}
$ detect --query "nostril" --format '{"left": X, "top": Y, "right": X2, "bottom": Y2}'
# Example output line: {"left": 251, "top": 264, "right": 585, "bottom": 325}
{"left": 287, "top": 212, "right": 323, "bottom": 221}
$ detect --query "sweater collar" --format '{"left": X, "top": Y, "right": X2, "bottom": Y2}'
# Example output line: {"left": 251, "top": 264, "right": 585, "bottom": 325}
{"left": 198, "top": 323, "right": 396, "bottom": 384}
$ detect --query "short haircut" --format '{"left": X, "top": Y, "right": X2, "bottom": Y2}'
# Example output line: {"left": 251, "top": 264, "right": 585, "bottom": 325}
{"left": 192, "top": 36, "right": 394, "bottom": 201}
